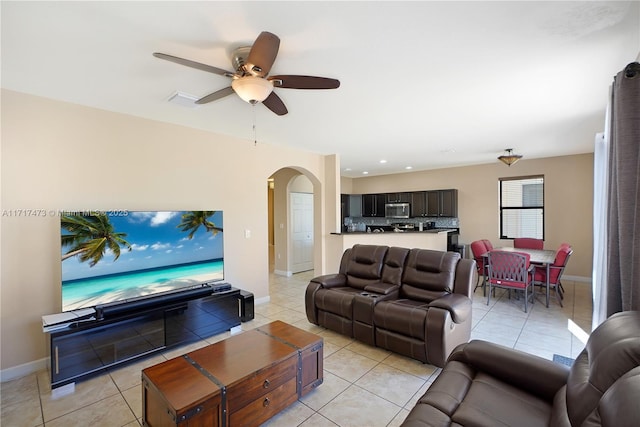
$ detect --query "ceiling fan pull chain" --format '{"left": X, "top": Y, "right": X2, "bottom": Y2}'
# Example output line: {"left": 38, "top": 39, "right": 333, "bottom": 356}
{"left": 253, "top": 103, "right": 257, "bottom": 146}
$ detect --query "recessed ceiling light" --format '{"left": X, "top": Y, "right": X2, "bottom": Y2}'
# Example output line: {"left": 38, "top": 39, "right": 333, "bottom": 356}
{"left": 362, "top": 171, "right": 369, "bottom": 175}
{"left": 379, "top": 160, "right": 387, "bottom": 164}
{"left": 344, "top": 168, "right": 352, "bottom": 171}
{"left": 405, "top": 166, "right": 413, "bottom": 170}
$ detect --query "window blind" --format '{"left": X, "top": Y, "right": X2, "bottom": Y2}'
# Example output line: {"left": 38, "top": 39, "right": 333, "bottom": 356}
{"left": 499, "top": 176, "right": 544, "bottom": 239}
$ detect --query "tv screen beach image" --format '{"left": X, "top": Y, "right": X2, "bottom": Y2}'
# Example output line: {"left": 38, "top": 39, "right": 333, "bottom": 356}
{"left": 61, "top": 211, "right": 224, "bottom": 311}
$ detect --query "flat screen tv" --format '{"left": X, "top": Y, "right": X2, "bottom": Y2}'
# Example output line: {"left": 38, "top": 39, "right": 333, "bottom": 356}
{"left": 61, "top": 210, "right": 224, "bottom": 312}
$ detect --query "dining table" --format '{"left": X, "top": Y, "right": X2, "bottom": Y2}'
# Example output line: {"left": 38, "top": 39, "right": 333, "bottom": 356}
{"left": 481, "top": 247, "right": 557, "bottom": 307}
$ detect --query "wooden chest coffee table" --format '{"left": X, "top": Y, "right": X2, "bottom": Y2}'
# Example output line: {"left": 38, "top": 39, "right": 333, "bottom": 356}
{"left": 142, "top": 321, "right": 323, "bottom": 427}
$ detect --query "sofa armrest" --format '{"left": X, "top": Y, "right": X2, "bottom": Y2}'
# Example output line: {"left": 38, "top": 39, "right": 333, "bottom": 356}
{"left": 453, "top": 258, "right": 476, "bottom": 298}
{"left": 310, "top": 273, "right": 347, "bottom": 289}
{"left": 427, "top": 293, "right": 471, "bottom": 323}
{"left": 449, "top": 340, "right": 570, "bottom": 401}
{"left": 364, "top": 283, "right": 399, "bottom": 296}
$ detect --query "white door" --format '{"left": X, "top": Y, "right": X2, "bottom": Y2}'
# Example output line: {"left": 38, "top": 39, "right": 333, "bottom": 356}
{"left": 290, "top": 192, "right": 314, "bottom": 273}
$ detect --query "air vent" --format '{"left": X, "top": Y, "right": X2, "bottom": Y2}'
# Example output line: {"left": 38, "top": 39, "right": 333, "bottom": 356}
{"left": 167, "top": 91, "right": 200, "bottom": 108}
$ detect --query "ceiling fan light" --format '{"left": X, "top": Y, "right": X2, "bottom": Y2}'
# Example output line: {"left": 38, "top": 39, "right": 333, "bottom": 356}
{"left": 498, "top": 148, "right": 523, "bottom": 166}
{"left": 232, "top": 76, "right": 273, "bottom": 104}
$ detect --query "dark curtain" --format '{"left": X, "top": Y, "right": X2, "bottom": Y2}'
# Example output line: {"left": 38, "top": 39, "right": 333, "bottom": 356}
{"left": 606, "top": 62, "right": 640, "bottom": 315}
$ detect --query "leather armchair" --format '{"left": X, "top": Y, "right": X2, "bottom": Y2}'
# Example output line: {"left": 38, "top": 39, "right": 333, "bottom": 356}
{"left": 402, "top": 310, "right": 640, "bottom": 427}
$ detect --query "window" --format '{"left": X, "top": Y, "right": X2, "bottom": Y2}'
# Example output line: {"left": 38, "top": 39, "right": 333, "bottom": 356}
{"left": 499, "top": 176, "right": 544, "bottom": 239}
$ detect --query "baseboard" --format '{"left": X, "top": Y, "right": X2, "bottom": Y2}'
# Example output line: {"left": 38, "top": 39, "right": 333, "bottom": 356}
{"left": 1, "top": 357, "right": 48, "bottom": 383}
{"left": 273, "top": 269, "right": 292, "bottom": 277}
{"left": 563, "top": 275, "right": 591, "bottom": 283}
{"left": 255, "top": 295, "right": 270, "bottom": 305}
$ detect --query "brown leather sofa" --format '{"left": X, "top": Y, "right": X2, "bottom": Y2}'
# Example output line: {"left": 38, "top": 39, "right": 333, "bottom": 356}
{"left": 401, "top": 310, "right": 640, "bottom": 427}
{"left": 305, "top": 244, "right": 476, "bottom": 367}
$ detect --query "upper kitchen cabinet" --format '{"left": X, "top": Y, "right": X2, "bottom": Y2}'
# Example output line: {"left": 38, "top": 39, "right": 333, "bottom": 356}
{"left": 411, "top": 191, "right": 428, "bottom": 217}
{"left": 385, "top": 192, "right": 411, "bottom": 203}
{"left": 427, "top": 189, "right": 458, "bottom": 217}
{"left": 439, "top": 189, "right": 458, "bottom": 217}
{"left": 362, "top": 193, "right": 386, "bottom": 217}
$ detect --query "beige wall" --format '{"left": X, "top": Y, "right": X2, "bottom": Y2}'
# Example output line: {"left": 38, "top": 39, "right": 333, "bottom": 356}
{"left": 0, "top": 90, "right": 338, "bottom": 374}
{"left": 344, "top": 154, "right": 594, "bottom": 279}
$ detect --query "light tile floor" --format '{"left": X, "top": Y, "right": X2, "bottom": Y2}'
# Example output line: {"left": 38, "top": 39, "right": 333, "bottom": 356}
{"left": 1, "top": 272, "right": 592, "bottom": 427}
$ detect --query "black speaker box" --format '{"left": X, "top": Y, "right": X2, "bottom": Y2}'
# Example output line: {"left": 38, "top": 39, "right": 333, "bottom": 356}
{"left": 238, "top": 290, "right": 254, "bottom": 322}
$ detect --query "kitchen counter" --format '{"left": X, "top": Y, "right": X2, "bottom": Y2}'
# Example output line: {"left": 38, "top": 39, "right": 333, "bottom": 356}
{"left": 331, "top": 228, "right": 455, "bottom": 235}
{"left": 328, "top": 229, "right": 449, "bottom": 257}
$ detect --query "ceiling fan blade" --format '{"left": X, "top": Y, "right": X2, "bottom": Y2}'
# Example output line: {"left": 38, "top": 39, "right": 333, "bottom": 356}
{"left": 153, "top": 52, "right": 234, "bottom": 77}
{"left": 269, "top": 75, "right": 340, "bottom": 89}
{"left": 262, "top": 92, "right": 288, "bottom": 116}
{"left": 245, "top": 32, "right": 280, "bottom": 77}
{"left": 196, "top": 86, "right": 235, "bottom": 104}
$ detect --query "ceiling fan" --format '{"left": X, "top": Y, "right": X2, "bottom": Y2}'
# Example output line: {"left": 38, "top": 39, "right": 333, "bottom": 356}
{"left": 153, "top": 31, "right": 340, "bottom": 116}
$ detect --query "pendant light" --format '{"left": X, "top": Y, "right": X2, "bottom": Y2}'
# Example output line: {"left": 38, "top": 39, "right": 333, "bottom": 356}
{"left": 498, "top": 148, "right": 523, "bottom": 166}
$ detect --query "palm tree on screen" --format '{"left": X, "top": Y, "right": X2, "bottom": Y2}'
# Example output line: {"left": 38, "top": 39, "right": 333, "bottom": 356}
{"left": 177, "top": 211, "right": 223, "bottom": 239}
{"left": 61, "top": 214, "right": 132, "bottom": 267}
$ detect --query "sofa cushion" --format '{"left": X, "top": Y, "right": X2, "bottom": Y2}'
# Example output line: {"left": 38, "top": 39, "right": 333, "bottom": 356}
{"left": 401, "top": 249, "right": 460, "bottom": 302}
{"left": 344, "top": 245, "right": 388, "bottom": 289}
{"left": 315, "top": 287, "right": 362, "bottom": 318}
{"left": 404, "top": 360, "right": 552, "bottom": 427}
{"left": 452, "top": 372, "right": 551, "bottom": 427}
{"left": 381, "top": 246, "right": 410, "bottom": 286}
{"left": 373, "top": 299, "right": 428, "bottom": 340}
{"left": 587, "top": 366, "right": 640, "bottom": 427}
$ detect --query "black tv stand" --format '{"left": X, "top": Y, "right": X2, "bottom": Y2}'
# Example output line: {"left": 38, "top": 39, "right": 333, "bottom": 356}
{"left": 94, "top": 283, "right": 216, "bottom": 320}
{"left": 43, "top": 285, "right": 242, "bottom": 388}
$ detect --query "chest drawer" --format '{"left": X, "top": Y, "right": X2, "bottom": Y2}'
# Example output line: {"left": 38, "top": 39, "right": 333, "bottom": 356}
{"left": 142, "top": 356, "right": 222, "bottom": 427}
{"left": 226, "top": 354, "right": 297, "bottom": 413}
{"left": 229, "top": 377, "right": 297, "bottom": 427}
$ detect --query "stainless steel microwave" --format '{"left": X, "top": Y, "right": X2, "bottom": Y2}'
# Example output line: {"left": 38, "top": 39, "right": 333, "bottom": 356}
{"left": 385, "top": 203, "right": 410, "bottom": 218}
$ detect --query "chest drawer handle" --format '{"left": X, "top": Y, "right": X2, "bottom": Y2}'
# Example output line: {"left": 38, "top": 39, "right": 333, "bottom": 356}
{"left": 263, "top": 397, "right": 270, "bottom": 407}
{"left": 263, "top": 379, "right": 270, "bottom": 388}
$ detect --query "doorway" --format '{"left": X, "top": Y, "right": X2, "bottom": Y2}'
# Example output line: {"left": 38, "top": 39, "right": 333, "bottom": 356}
{"left": 268, "top": 169, "right": 316, "bottom": 276}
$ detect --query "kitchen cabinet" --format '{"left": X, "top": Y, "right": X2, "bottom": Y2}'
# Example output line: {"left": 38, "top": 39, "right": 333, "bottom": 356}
{"left": 346, "top": 189, "right": 457, "bottom": 218}
{"left": 385, "top": 192, "right": 411, "bottom": 203}
{"left": 411, "top": 192, "right": 428, "bottom": 217}
{"left": 439, "top": 189, "right": 458, "bottom": 217}
{"left": 426, "top": 191, "right": 441, "bottom": 216}
{"left": 427, "top": 189, "right": 458, "bottom": 217}
{"left": 362, "top": 193, "right": 386, "bottom": 217}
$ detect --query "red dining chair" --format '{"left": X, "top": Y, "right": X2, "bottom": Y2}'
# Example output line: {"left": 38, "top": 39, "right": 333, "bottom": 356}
{"left": 470, "top": 240, "right": 488, "bottom": 293}
{"left": 487, "top": 250, "right": 535, "bottom": 312}
{"left": 533, "top": 245, "right": 573, "bottom": 307}
{"left": 513, "top": 238, "right": 544, "bottom": 250}
{"left": 482, "top": 239, "right": 494, "bottom": 251}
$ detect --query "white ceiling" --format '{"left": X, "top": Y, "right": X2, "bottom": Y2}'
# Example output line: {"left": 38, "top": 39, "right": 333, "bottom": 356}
{"left": 2, "top": 1, "right": 639, "bottom": 177}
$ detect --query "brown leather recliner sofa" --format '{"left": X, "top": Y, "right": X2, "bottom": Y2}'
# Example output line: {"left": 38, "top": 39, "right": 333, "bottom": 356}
{"left": 401, "top": 310, "right": 640, "bottom": 427}
{"left": 305, "top": 244, "right": 476, "bottom": 367}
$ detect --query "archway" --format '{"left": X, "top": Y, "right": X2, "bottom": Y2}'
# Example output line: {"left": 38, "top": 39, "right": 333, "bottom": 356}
{"left": 268, "top": 167, "right": 322, "bottom": 277}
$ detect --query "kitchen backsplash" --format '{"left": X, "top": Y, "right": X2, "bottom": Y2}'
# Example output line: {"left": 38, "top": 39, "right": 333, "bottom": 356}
{"left": 345, "top": 217, "right": 459, "bottom": 229}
